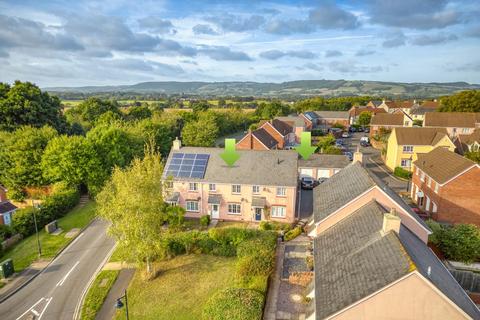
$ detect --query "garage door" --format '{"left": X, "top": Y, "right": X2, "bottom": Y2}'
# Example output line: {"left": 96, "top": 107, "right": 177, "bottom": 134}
{"left": 300, "top": 168, "right": 314, "bottom": 178}
{"left": 317, "top": 169, "right": 330, "bottom": 178}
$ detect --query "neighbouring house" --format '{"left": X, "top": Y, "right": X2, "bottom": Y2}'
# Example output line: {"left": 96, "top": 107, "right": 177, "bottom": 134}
{"left": 237, "top": 117, "right": 299, "bottom": 150}
{"left": 369, "top": 113, "right": 406, "bottom": 138}
{"left": 301, "top": 111, "right": 349, "bottom": 131}
{"left": 423, "top": 112, "right": 480, "bottom": 138}
{"left": 275, "top": 116, "right": 307, "bottom": 142}
{"left": 0, "top": 186, "right": 17, "bottom": 226}
{"left": 163, "top": 139, "right": 298, "bottom": 223}
{"left": 385, "top": 127, "right": 455, "bottom": 172}
{"left": 236, "top": 128, "right": 279, "bottom": 150}
{"left": 348, "top": 105, "right": 386, "bottom": 125}
{"left": 366, "top": 100, "right": 383, "bottom": 108}
{"left": 411, "top": 147, "right": 480, "bottom": 226}
{"left": 455, "top": 129, "right": 480, "bottom": 155}
{"left": 305, "top": 161, "right": 480, "bottom": 320}
{"left": 298, "top": 154, "right": 350, "bottom": 179}
{"left": 407, "top": 100, "right": 440, "bottom": 122}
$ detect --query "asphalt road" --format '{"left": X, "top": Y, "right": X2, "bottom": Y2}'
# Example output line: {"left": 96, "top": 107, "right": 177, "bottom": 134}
{"left": 0, "top": 218, "right": 115, "bottom": 320}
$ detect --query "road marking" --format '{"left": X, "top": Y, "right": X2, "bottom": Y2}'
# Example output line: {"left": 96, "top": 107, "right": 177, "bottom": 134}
{"left": 38, "top": 297, "right": 52, "bottom": 320}
{"left": 69, "top": 232, "right": 84, "bottom": 246}
{"left": 15, "top": 297, "right": 44, "bottom": 320}
{"left": 31, "top": 309, "right": 39, "bottom": 316}
{"left": 56, "top": 260, "right": 80, "bottom": 287}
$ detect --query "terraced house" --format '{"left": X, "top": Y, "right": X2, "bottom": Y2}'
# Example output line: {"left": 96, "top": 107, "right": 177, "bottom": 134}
{"left": 423, "top": 112, "right": 480, "bottom": 138}
{"left": 0, "top": 185, "right": 17, "bottom": 226}
{"left": 306, "top": 161, "right": 480, "bottom": 320}
{"left": 163, "top": 139, "right": 298, "bottom": 223}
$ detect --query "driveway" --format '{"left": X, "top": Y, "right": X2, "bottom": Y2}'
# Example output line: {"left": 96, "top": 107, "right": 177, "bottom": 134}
{"left": 297, "top": 188, "right": 313, "bottom": 220}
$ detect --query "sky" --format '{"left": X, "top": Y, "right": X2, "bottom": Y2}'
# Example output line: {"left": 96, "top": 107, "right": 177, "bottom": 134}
{"left": 0, "top": 0, "right": 479, "bottom": 87}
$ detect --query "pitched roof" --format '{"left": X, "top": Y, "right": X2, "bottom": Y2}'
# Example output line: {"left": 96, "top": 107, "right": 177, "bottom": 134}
{"left": 458, "top": 128, "right": 480, "bottom": 145}
{"left": 270, "top": 119, "right": 293, "bottom": 135}
{"left": 413, "top": 147, "right": 477, "bottom": 184}
{"left": 303, "top": 111, "right": 319, "bottom": 121}
{"left": 0, "top": 201, "right": 17, "bottom": 214}
{"left": 384, "top": 101, "right": 401, "bottom": 109}
{"left": 399, "top": 226, "right": 480, "bottom": 320}
{"left": 370, "top": 113, "right": 404, "bottom": 126}
{"left": 252, "top": 128, "right": 278, "bottom": 149}
{"left": 421, "top": 100, "right": 440, "bottom": 109}
{"left": 424, "top": 112, "right": 479, "bottom": 128}
{"left": 275, "top": 116, "right": 305, "bottom": 128}
{"left": 410, "top": 106, "right": 438, "bottom": 116}
{"left": 393, "top": 127, "right": 450, "bottom": 146}
{"left": 313, "top": 162, "right": 375, "bottom": 222}
{"left": 314, "top": 201, "right": 413, "bottom": 319}
{"left": 313, "top": 111, "right": 349, "bottom": 120}
{"left": 368, "top": 100, "right": 383, "bottom": 107}
{"left": 350, "top": 106, "right": 386, "bottom": 117}
{"left": 298, "top": 154, "right": 350, "bottom": 169}
{"left": 164, "top": 147, "right": 298, "bottom": 186}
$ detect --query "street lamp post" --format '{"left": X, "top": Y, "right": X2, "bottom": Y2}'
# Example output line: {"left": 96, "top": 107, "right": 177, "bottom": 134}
{"left": 116, "top": 289, "right": 129, "bottom": 320}
{"left": 31, "top": 199, "right": 42, "bottom": 258}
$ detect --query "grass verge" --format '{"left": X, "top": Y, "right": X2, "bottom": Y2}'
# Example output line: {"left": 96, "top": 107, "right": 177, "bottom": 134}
{"left": 115, "top": 255, "right": 236, "bottom": 320}
{"left": 0, "top": 201, "right": 96, "bottom": 272}
{"left": 81, "top": 270, "right": 120, "bottom": 320}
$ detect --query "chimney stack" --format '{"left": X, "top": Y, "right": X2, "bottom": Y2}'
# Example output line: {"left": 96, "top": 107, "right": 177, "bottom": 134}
{"left": 172, "top": 137, "right": 182, "bottom": 150}
{"left": 382, "top": 208, "right": 401, "bottom": 235}
{"left": 353, "top": 146, "right": 363, "bottom": 163}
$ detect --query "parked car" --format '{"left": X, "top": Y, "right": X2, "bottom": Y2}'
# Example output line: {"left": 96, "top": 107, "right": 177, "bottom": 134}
{"left": 364, "top": 127, "right": 370, "bottom": 133}
{"left": 360, "top": 140, "right": 370, "bottom": 147}
{"left": 348, "top": 126, "right": 356, "bottom": 133}
{"left": 344, "top": 151, "right": 353, "bottom": 161}
{"left": 341, "top": 132, "right": 350, "bottom": 138}
{"left": 318, "top": 177, "right": 328, "bottom": 184}
{"left": 357, "top": 127, "right": 364, "bottom": 132}
{"left": 301, "top": 177, "right": 315, "bottom": 189}
{"left": 336, "top": 139, "right": 344, "bottom": 145}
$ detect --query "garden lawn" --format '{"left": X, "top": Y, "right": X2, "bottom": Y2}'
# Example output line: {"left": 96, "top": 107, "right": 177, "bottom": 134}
{"left": 115, "top": 255, "right": 237, "bottom": 320}
{"left": 0, "top": 201, "right": 96, "bottom": 272}
{"left": 81, "top": 270, "right": 119, "bottom": 320}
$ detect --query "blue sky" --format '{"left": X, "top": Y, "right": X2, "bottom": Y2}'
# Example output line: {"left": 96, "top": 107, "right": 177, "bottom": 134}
{"left": 0, "top": 0, "right": 479, "bottom": 87}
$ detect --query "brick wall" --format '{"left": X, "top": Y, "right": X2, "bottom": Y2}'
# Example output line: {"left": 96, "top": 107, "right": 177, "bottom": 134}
{"left": 236, "top": 132, "right": 270, "bottom": 150}
{"left": 261, "top": 122, "right": 285, "bottom": 148}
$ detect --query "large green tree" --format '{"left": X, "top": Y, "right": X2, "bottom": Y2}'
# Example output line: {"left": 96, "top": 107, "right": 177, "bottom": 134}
{"left": 254, "top": 101, "right": 290, "bottom": 119}
{"left": 440, "top": 90, "right": 480, "bottom": 112}
{"left": 0, "top": 126, "right": 58, "bottom": 194}
{"left": 358, "top": 111, "right": 372, "bottom": 126}
{"left": 96, "top": 147, "right": 168, "bottom": 273}
{"left": 0, "top": 81, "right": 67, "bottom": 132}
{"left": 65, "top": 97, "right": 122, "bottom": 130}
{"left": 181, "top": 112, "right": 219, "bottom": 147}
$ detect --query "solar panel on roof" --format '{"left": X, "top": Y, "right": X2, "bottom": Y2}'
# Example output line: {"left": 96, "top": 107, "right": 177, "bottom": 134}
{"left": 165, "top": 153, "right": 210, "bottom": 179}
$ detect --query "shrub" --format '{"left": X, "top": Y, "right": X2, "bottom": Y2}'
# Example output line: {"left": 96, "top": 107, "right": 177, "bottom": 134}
{"left": 426, "top": 219, "right": 444, "bottom": 246}
{"left": 259, "top": 221, "right": 272, "bottom": 231}
{"left": 440, "top": 224, "right": 480, "bottom": 264}
{"left": 7, "top": 187, "right": 26, "bottom": 202}
{"left": 200, "top": 215, "right": 210, "bottom": 227}
{"left": 236, "top": 251, "right": 274, "bottom": 279}
{"left": 12, "top": 208, "right": 36, "bottom": 237}
{"left": 394, "top": 167, "right": 412, "bottom": 179}
{"left": 0, "top": 224, "right": 13, "bottom": 242}
{"left": 202, "top": 288, "right": 264, "bottom": 320}
{"left": 285, "top": 226, "right": 303, "bottom": 241}
{"left": 165, "top": 206, "right": 185, "bottom": 229}
{"left": 259, "top": 221, "right": 291, "bottom": 232}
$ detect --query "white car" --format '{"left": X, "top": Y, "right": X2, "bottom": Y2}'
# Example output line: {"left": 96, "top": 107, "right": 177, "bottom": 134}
{"left": 341, "top": 132, "right": 350, "bottom": 138}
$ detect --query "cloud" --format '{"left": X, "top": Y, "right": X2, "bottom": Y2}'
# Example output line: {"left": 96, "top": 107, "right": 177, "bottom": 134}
{"left": 192, "top": 24, "right": 219, "bottom": 35}
{"left": 138, "top": 17, "right": 176, "bottom": 34}
{"left": 466, "top": 25, "right": 480, "bottom": 38}
{"left": 329, "top": 60, "right": 383, "bottom": 73}
{"left": 0, "top": 14, "right": 83, "bottom": 52}
{"left": 382, "top": 31, "right": 407, "bottom": 48}
{"left": 264, "top": 19, "right": 314, "bottom": 35}
{"left": 301, "top": 63, "right": 324, "bottom": 72}
{"left": 367, "top": 0, "right": 461, "bottom": 29}
{"left": 105, "top": 59, "right": 184, "bottom": 74}
{"left": 259, "top": 50, "right": 316, "bottom": 60}
{"left": 199, "top": 46, "right": 252, "bottom": 61}
{"left": 0, "top": 49, "right": 9, "bottom": 58}
{"left": 207, "top": 14, "right": 265, "bottom": 32}
{"left": 309, "top": 3, "right": 360, "bottom": 30}
{"left": 325, "top": 50, "right": 342, "bottom": 58}
{"left": 355, "top": 49, "right": 376, "bottom": 56}
{"left": 410, "top": 33, "right": 458, "bottom": 46}
{"left": 452, "top": 61, "right": 480, "bottom": 72}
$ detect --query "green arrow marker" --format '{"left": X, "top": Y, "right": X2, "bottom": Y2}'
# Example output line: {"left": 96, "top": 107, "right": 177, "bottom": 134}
{"left": 295, "top": 132, "right": 317, "bottom": 160}
{"left": 220, "top": 138, "right": 240, "bottom": 166}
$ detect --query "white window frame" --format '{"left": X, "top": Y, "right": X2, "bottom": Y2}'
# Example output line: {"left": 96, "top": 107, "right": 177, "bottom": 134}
{"left": 432, "top": 202, "right": 438, "bottom": 213}
{"left": 209, "top": 183, "right": 216, "bottom": 192}
{"left": 186, "top": 200, "right": 199, "bottom": 212}
{"left": 276, "top": 187, "right": 286, "bottom": 197}
{"left": 415, "top": 167, "right": 419, "bottom": 176}
{"left": 189, "top": 182, "right": 198, "bottom": 192}
{"left": 252, "top": 185, "right": 260, "bottom": 194}
{"left": 420, "top": 171, "right": 425, "bottom": 182}
{"left": 401, "top": 159, "right": 411, "bottom": 168}
{"left": 434, "top": 183, "right": 439, "bottom": 194}
{"left": 271, "top": 206, "right": 286, "bottom": 218}
{"left": 403, "top": 145, "right": 414, "bottom": 153}
{"left": 227, "top": 203, "right": 241, "bottom": 215}
{"left": 427, "top": 177, "right": 431, "bottom": 188}
{"left": 232, "top": 184, "right": 241, "bottom": 194}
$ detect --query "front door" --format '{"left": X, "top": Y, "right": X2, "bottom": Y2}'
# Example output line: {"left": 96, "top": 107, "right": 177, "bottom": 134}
{"left": 211, "top": 204, "right": 219, "bottom": 219}
{"left": 255, "top": 208, "right": 262, "bottom": 221}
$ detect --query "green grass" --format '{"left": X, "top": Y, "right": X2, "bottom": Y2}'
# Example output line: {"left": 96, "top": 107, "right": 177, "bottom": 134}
{"left": 0, "top": 201, "right": 97, "bottom": 272}
{"left": 215, "top": 221, "right": 249, "bottom": 229}
{"left": 81, "top": 270, "right": 119, "bottom": 320}
{"left": 115, "top": 255, "right": 236, "bottom": 320}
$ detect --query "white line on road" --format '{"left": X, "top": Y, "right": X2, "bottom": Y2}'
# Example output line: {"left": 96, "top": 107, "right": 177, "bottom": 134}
{"left": 31, "top": 309, "right": 39, "bottom": 316}
{"left": 15, "top": 297, "right": 45, "bottom": 320}
{"left": 38, "top": 297, "right": 52, "bottom": 320}
{"left": 56, "top": 261, "right": 80, "bottom": 287}
{"left": 68, "top": 232, "right": 84, "bottom": 246}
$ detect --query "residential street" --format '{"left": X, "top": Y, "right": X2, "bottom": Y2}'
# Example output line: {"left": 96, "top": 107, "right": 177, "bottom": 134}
{"left": 0, "top": 219, "right": 115, "bottom": 320}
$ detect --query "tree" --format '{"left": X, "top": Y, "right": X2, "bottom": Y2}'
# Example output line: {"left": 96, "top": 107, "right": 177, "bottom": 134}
{"left": 254, "top": 101, "right": 290, "bottom": 119}
{"left": 440, "top": 224, "right": 480, "bottom": 264}
{"left": 41, "top": 135, "right": 105, "bottom": 193}
{"left": 127, "top": 105, "right": 152, "bottom": 120}
{"left": 440, "top": 90, "right": 480, "bottom": 112}
{"left": 191, "top": 100, "right": 211, "bottom": 113}
{"left": 316, "top": 134, "right": 336, "bottom": 151}
{"left": 181, "top": 112, "right": 219, "bottom": 147}
{"left": 0, "top": 81, "right": 67, "bottom": 132}
{"left": 465, "top": 151, "right": 480, "bottom": 164}
{"left": 65, "top": 97, "right": 121, "bottom": 130}
{"left": 0, "top": 126, "right": 58, "bottom": 196}
{"left": 358, "top": 111, "right": 372, "bottom": 127}
{"left": 96, "top": 146, "right": 168, "bottom": 274}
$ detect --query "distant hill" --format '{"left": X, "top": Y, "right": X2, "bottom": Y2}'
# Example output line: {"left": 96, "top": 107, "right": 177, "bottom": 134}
{"left": 45, "top": 80, "right": 480, "bottom": 98}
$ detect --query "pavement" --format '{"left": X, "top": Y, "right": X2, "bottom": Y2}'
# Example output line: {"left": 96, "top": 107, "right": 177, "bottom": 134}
{"left": 0, "top": 218, "right": 115, "bottom": 320}
{"left": 95, "top": 268, "right": 135, "bottom": 320}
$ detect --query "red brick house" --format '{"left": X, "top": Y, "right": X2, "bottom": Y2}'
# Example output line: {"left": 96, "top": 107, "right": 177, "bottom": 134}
{"left": 237, "top": 118, "right": 299, "bottom": 150}
{"left": 0, "top": 186, "right": 17, "bottom": 225}
{"left": 348, "top": 105, "right": 386, "bottom": 125}
{"left": 411, "top": 147, "right": 480, "bottom": 226}
{"left": 369, "top": 113, "right": 407, "bottom": 137}
{"left": 455, "top": 129, "right": 480, "bottom": 155}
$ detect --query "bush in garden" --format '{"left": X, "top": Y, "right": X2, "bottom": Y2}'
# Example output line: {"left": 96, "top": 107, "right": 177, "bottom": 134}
{"left": 165, "top": 206, "right": 185, "bottom": 229}
{"left": 426, "top": 219, "right": 444, "bottom": 246}
{"left": 236, "top": 251, "right": 275, "bottom": 280}
{"left": 259, "top": 221, "right": 291, "bottom": 232}
{"left": 285, "top": 226, "right": 303, "bottom": 241}
{"left": 394, "top": 167, "right": 412, "bottom": 179}
{"left": 202, "top": 288, "right": 264, "bottom": 320}
{"left": 200, "top": 215, "right": 210, "bottom": 227}
{"left": 440, "top": 224, "right": 480, "bottom": 264}
{"left": 12, "top": 208, "right": 37, "bottom": 237}
{"left": 0, "top": 224, "right": 13, "bottom": 242}
{"left": 258, "top": 221, "right": 272, "bottom": 231}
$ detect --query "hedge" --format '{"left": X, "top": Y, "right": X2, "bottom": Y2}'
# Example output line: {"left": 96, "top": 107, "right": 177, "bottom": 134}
{"left": 285, "top": 226, "right": 303, "bottom": 241}
{"left": 259, "top": 221, "right": 292, "bottom": 232}
{"left": 202, "top": 288, "right": 264, "bottom": 320}
{"left": 394, "top": 167, "right": 412, "bottom": 179}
